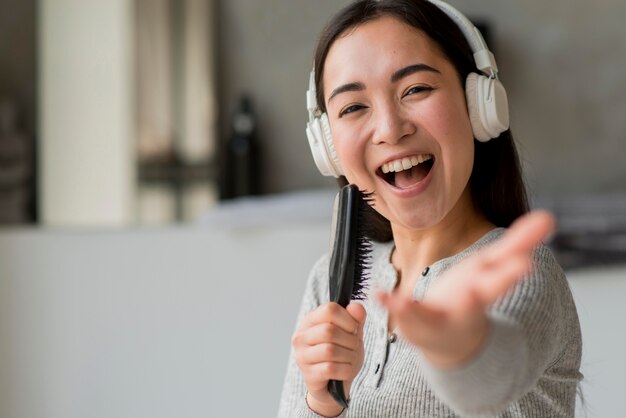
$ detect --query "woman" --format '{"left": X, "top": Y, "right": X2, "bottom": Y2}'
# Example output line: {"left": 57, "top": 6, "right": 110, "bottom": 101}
{"left": 279, "top": 1, "right": 582, "bottom": 417}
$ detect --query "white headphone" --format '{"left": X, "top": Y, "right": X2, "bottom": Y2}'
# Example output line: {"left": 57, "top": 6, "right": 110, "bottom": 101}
{"left": 305, "top": 0, "right": 510, "bottom": 178}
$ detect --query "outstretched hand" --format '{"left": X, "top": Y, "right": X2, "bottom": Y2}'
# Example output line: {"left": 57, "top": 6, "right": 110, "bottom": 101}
{"left": 377, "top": 210, "right": 556, "bottom": 368}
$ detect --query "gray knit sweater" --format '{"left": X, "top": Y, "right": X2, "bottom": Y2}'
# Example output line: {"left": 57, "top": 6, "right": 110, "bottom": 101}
{"left": 278, "top": 228, "right": 583, "bottom": 417}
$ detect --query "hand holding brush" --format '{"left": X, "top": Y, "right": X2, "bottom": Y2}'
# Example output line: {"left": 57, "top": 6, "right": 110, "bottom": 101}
{"left": 291, "top": 184, "right": 373, "bottom": 415}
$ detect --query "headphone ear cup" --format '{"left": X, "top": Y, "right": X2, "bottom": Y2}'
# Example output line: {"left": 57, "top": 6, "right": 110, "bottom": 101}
{"left": 319, "top": 113, "right": 344, "bottom": 176}
{"left": 466, "top": 72, "right": 492, "bottom": 142}
{"left": 465, "top": 72, "right": 510, "bottom": 142}
{"left": 305, "top": 112, "right": 343, "bottom": 177}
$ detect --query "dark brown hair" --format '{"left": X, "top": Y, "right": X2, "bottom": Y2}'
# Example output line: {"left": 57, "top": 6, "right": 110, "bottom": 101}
{"left": 314, "top": 0, "right": 529, "bottom": 242}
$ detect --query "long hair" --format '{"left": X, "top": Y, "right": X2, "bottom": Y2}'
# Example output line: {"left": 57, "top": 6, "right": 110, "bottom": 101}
{"left": 313, "top": 0, "right": 529, "bottom": 242}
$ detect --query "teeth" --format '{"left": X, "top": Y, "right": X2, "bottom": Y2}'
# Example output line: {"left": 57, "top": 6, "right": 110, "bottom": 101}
{"left": 381, "top": 154, "right": 432, "bottom": 174}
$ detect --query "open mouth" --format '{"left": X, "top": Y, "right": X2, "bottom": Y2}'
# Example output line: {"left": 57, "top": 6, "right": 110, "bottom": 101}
{"left": 377, "top": 154, "right": 434, "bottom": 189}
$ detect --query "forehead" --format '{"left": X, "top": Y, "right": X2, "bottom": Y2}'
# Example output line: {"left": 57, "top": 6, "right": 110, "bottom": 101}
{"left": 323, "top": 16, "right": 452, "bottom": 91}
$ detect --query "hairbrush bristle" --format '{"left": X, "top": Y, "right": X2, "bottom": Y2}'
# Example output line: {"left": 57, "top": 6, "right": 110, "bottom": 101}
{"left": 351, "top": 236, "right": 372, "bottom": 300}
{"left": 328, "top": 184, "right": 375, "bottom": 305}
{"left": 351, "top": 189, "right": 374, "bottom": 300}
{"left": 360, "top": 189, "right": 376, "bottom": 207}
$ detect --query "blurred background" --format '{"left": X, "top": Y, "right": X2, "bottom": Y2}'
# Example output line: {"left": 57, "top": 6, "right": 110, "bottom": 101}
{"left": 0, "top": 0, "right": 625, "bottom": 417}
{"left": 0, "top": 0, "right": 624, "bottom": 228}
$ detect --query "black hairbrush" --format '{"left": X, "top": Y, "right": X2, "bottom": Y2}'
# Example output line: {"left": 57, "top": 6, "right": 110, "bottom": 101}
{"left": 327, "top": 184, "right": 373, "bottom": 409}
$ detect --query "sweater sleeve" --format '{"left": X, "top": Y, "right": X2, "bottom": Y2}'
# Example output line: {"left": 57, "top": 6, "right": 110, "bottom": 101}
{"left": 277, "top": 254, "right": 349, "bottom": 418}
{"left": 420, "top": 245, "right": 581, "bottom": 417}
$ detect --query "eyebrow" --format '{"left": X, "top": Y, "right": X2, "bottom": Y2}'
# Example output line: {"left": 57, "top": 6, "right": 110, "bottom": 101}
{"left": 328, "top": 82, "right": 366, "bottom": 103}
{"left": 327, "top": 63, "right": 441, "bottom": 103}
{"left": 391, "top": 63, "right": 441, "bottom": 83}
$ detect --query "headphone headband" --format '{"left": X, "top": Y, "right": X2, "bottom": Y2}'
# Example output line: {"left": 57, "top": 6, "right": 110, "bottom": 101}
{"left": 306, "top": 70, "right": 319, "bottom": 120}
{"left": 427, "top": 0, "right": 498, "bottom": 77}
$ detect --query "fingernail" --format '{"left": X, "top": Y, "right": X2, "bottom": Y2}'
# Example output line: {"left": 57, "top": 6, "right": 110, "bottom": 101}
{"left": 543, "top": 229, "right": 556, "bottom": 244}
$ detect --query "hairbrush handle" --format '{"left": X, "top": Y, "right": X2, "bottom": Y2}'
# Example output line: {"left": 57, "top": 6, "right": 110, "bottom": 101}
{"left": 327, "top": 380, "right": 350, "bottom": 409}
{"left": 328, "top": 185, "right": 357, "bottom": 306}
{"left": 327, "top": 184, "right": 372, "bottom": 409}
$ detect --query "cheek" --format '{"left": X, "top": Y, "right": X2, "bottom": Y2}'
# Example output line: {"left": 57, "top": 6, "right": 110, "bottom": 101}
{"left": 428, "top": 92, "right": 473, "bottom": 140}
{"left": 331, "top": 129, "right": 351, "bottom": 164}
{"left": 331, "top": 125, "right": 369, "bottom": 182}
{"left": 429, "top": 91, "right": 474, "bottom": 147}
{"left": 426, "top": 95, "right": 475, "bottom": 181}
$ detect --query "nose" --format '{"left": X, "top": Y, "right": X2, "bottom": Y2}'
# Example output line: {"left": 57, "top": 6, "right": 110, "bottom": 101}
{"left": 371, "top": 101, "right": 416, "bottom": 145}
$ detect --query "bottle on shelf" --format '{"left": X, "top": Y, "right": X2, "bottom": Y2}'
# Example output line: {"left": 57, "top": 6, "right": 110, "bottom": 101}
{"left": 219, "top": 94, "right": 260, "bottom": 200}
{"left": 0, "top": 100, "right": 33, "bottom": 224}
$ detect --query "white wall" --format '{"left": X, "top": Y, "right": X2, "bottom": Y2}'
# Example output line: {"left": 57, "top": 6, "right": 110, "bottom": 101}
{"left": 569, "top": 267, "right": 626, "bottom": 418}
{"left": 0, "top": 223, "right": 329, "bottom": 418}
{"left": 39, "top": 0, "right": 135, "bottom": 226}
{"left": 0, "top": 221, "right": 624, "bottom": 417}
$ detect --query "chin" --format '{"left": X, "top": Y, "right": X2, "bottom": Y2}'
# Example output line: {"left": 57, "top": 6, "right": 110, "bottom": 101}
{"left": 385, "top": 205, "right": 444, "bottom": 232}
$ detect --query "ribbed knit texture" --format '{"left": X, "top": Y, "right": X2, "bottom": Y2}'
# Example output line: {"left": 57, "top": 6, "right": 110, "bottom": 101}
{"left": 278, "top": 228, "right": 583, "bottom": 417}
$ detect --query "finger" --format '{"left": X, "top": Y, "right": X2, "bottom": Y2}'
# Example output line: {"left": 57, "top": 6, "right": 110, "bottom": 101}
{"left": 472, "top": 253, "right": 533, "bottom": 305}
{"left": 394, "top": 294, "right": 446, "bottom": 327}
{"left": 297, "top": 343, "right": 357, "bottom": 366}
{"left": 345, "top": 303, "right": 366, "bottom": 336}
{"left": 486, "top": 210, "right": 555, "bottom": 261}
{"left": 379, "top": 292, "right": 446, "bottom": 332}
{"left": 436, "top": 251, "right": 532, "bottom": 310}
{"left": 304, "top": 362, "right": 355, "bottom": 383}
{"left": 435, "top": 212, "right": 552, "bottom": 293}
{"left": 300, "top": 302, "right": 360, "bottom": 335}
{"left": 375, "top": 290, "right": 387, "bottom": 305}
{"left": 296, "top": 322, "right": 360, "bottom": 350}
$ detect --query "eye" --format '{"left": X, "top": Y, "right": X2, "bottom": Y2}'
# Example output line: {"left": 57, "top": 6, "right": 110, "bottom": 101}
{"left": 402, "top": 85, "right": 433, "bottom": 98}
{"left": 339, "top": 104, "right": 367, "bottom": 118}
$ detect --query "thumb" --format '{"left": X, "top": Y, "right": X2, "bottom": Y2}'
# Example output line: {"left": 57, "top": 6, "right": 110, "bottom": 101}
{"left": 346, "top": 303, "right": 367, "bottom": 334}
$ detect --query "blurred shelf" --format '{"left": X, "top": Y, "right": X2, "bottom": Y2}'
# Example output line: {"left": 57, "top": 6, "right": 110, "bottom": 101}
{"left": 137, "top": 158, "right": 216, "bottom": 185}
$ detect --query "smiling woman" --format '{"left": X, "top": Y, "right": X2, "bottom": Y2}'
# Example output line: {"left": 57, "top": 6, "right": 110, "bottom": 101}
{"left": 280, "top": 1, "right": 582, "bottom": 417}
{"left": 323, "top": 16, "right": 480, "bottom": 234}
